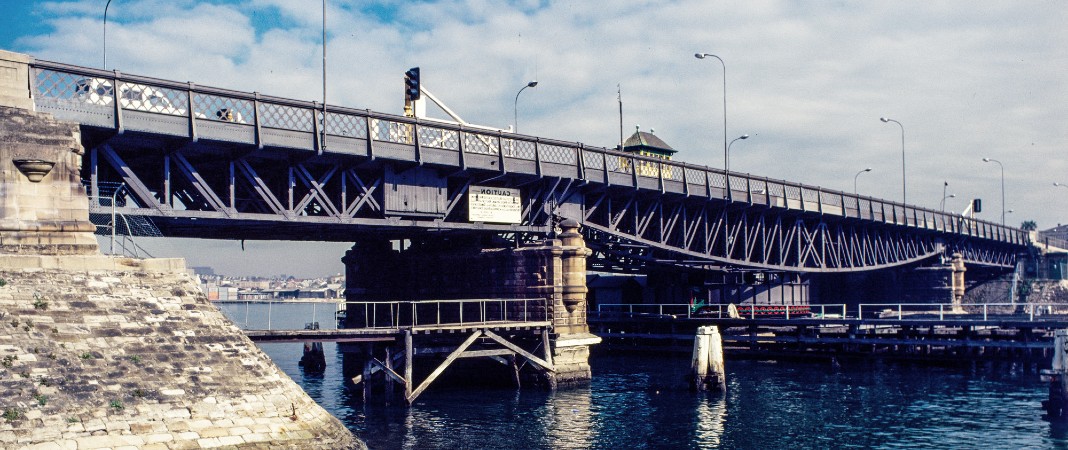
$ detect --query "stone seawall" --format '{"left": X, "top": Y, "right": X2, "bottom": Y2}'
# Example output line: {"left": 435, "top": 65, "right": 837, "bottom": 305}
{"left": 0, "top": 256, "right": 363, "bottom": 449}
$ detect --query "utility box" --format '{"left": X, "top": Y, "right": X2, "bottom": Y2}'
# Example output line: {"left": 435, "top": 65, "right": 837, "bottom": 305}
{"left": 383, "top": 166, "right": 447, "bottom": 218}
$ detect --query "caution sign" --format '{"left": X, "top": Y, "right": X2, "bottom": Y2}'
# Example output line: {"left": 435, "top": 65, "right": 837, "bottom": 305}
{"left": 469, "top": 185, "right": 522, "bottom": 224}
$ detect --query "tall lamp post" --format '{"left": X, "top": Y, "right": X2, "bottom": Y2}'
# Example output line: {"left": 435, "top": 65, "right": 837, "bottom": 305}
{"left": 513, "top": 80, "right": 538, "bottom": 134}
{"left": 853, "top": 168, "right": 872, "bottom": 195}
{"left": 695, "top": 53, "right": 728, "bottom": 172}
{"left": 726, "top": 134, "right": 749, "bottom": 172}
{"left": 879, "top": 117, "right": 906, "bottom": 204}
{"left": 940, "top": 193, "right": 956, "bottom": 213}
{"left": 103, "top": 0, "right": 114, "bottom": 69}
{"left": 982, "top": 158, "right": 1005, "bottom": 225}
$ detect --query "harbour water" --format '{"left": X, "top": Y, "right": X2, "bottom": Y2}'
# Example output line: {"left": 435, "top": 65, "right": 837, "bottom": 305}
{"left": 219, "top": 303, "right": 1068, "bottom": 449}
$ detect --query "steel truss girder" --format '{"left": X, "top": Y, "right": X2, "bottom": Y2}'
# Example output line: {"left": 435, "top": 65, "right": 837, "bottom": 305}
{"left": 578, "top": 190, "right": 1016, "bottom": 273}
{"left": 85, "top": 143, "right": 1018, "bottom": 272}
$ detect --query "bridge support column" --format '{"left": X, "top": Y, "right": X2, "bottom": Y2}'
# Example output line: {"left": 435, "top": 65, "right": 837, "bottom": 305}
{"left": 951, "top": 252, "right": 967, "bottom": 312}
{"left": 338, "top": 220, "right": 600, "bottom": 394}
{"left": 0, "top": 104, "right": 98, "bottom": 255}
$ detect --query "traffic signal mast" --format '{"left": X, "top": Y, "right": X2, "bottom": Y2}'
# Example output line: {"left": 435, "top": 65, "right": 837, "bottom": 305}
{"left": 403, "top": 67, "right": 422, "bottom": 118}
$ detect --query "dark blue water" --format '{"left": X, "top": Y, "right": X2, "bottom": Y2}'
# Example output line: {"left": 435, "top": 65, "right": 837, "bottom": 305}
{"left": 219, "top": 303, "right": 1068, "bottom": 449}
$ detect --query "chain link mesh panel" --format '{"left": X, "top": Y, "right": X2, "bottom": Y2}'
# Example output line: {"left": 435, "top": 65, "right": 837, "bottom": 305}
{"left": 194, "top": 93, "right": 253, "bottom": 123}
{"left": 582, "top": 150, "right": 605, "bottom": 170}
{"left": 540, "top": 144, "right": 575, "bottom": 165}
{"left": 464, "top": 132, "right": 498, "bottom": 155}
{"left": 507, "top": 139, "right": 536, "bottom": 160}
{"left": 419, "top": 126, "right": 459, "bottom": 150}
{"left": 35, "top": 69, "right": 100, "bottom": 102}
{"left": 606, "top": 155, "right": 632, "bottom": 174}
{"left": 260, "top": 103, "right": 313, "bottom": 131}
{"left": 370, "top": 119, "right": 413, "bottom": 144}
{"left": 325, "top": 113, "right": 368, "bottom": 138}
{"left": 115, "top": 82, "right": 188, "bottom": 115}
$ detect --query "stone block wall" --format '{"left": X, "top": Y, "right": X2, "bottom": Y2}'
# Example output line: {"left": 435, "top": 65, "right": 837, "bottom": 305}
{"left": 0, "top": 257, "right": 362, "bottom": 449}
{"left": 1, "top": 106, "right": 98, "bottom": 255}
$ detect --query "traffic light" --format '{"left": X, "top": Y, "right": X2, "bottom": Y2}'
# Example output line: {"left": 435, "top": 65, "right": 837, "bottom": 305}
{"left": 973, "top": 198, "right": 982, "bottom": 213}
{"left": 404, "top": 67, "right": 420, "bottom": 102}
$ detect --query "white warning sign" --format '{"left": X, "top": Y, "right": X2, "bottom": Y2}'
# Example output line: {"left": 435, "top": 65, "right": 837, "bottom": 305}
{"left": 468, "top": 185, "right": 522, "bottom": 224}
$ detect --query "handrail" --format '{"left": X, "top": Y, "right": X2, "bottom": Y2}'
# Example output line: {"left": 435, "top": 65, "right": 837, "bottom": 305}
{"left": 224, "top": 298, "right": 550, "bottom": 331}
{"left": 29, "top": 58, "right": 1027, "bottom": 246}
{"left": 594, "top": 302, "right": 1068, "bottom": 322}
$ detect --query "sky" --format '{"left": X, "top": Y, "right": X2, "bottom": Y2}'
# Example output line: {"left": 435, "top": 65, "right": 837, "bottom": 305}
{"left": 2, "top": 0, "right": 1066, "bottom": 277}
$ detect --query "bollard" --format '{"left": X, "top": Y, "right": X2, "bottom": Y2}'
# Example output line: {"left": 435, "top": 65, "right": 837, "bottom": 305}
{"left": 691, "top": 326, "right": 726, "bottom": 392}
{"left": 1041, "top": 329, "right": 1068, "bottom": 418}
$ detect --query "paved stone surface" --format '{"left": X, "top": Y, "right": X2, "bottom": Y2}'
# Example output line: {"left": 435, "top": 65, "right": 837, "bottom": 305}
{"left": 0, "top": 258, "right": 364, "bottom": 449}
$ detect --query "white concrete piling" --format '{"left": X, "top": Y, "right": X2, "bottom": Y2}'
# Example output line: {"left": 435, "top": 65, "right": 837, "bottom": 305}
{"left": 1042, "top": 329, "right": 1068, "bottom": 417}
{"left": 692, "top": 326, "right": 726, "bottom": 391}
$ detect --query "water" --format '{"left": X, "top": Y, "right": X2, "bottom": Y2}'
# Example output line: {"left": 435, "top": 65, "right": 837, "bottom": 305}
{"left": 219, "top": 303, "right": 1068, "bottom": 449}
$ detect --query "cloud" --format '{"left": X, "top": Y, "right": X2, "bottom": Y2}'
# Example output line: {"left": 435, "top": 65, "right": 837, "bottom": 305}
{"left": 10, "top": 0, "right": 1068, "bottom": 275}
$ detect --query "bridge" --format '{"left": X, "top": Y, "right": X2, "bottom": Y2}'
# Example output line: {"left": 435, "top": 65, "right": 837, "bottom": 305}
{"left": 23, "top": 57, "right": 1026, "bottom": 274}
{"left": 0, "top": 49, "right": 1035, "bottom": 397}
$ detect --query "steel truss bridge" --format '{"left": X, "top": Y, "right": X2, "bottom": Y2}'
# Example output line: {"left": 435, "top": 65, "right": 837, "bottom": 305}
{"left": 28, "top": 59, "right": 1027, "bottom": 274}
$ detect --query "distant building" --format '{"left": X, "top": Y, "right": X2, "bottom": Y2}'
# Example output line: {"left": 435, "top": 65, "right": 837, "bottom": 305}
{"left": 621, "top": 126, "right": 677, "bottom": 160}
{"left": 191, "top": 266, "right": 215, "bottom": 276}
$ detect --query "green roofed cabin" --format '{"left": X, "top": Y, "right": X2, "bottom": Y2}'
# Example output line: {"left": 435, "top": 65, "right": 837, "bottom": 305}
{"left": 621, "top": 126, "right": 678, "bottom": 161}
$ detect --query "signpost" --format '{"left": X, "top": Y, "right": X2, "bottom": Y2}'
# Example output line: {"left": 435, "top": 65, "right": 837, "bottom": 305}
{"left": 468, "top": 186, "right": 521, "bottom": 224}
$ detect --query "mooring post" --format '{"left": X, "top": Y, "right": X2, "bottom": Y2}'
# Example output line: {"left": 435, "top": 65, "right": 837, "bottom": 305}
{"left": 691, "top": 326, "right": 725, "bottom": 391}
{"left": 1042, "top": 329, "right": 1068, "bottom": 417}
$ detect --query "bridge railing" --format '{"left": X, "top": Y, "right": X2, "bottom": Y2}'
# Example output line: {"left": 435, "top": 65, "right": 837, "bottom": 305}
{"left": 594, "top": 302, "right": 1068, "bottom": 322}
{"left": 341, "top": 298, "right": 550, "bottom": 329}
{"left": 217, "top": 298, "right": 549, "bottom": 330}
{"left": 593, "top": 303, "right": 846, "bottom": 320}
{"left": 857, "top": 303, "right": 1068, "bottom": 321}
{"left": 28, "top": 59, "right": 1026, "bottom": 246}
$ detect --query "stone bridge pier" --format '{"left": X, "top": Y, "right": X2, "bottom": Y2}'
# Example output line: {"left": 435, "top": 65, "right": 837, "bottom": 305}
{"left": 341, "top": 219, "right": 600, "bottom": 388}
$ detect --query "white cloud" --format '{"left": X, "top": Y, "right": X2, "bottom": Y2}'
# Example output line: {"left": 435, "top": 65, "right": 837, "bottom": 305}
{"left": 11, "top": 0, "right": 1068, "bottom": 274}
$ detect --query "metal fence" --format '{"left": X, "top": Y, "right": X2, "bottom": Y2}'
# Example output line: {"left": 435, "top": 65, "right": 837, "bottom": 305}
{"left": 222, "top": 298, "right": 549, "bottom": 331}
{"left": 594, "top": 303, "right": 1068, "bottom": 322}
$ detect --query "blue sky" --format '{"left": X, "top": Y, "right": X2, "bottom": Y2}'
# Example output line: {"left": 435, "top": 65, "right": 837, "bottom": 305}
{"left": 3, "top": 1, "right": 1067, "bottom": 276}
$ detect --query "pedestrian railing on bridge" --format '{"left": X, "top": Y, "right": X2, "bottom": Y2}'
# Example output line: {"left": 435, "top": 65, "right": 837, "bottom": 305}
{"left": 593, "top": 302, "right": 1068, "bottom": 322}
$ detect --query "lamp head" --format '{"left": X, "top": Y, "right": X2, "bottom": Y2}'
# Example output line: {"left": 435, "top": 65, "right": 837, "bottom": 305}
{"left": 864, "top": 168, "right": 872, "bottom": 172}
{"left": 983, "top": 157, "right": 991, "bottom": 162}
{"left": 739, "top": 134, "right": 749, "bottom": 140}
{"left": 879, "top": 117, "right": 890, "bottom": 123}
{"left": 527, "top": 81, "right": 538, "bottom": 88}
{"left": 695, "top": 53, "right": 706, "bottom": 59}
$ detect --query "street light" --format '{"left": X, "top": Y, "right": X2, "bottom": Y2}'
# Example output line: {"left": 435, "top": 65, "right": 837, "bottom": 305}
{"left": 879, "top": 117, "right": 906, "bottom": 204}
{"left": 726, "top": 135, "right": 749, "bottom": 173}
{"left": 1056, "top": 182, "right": 1068, "bottom": 190}
{"left": 853, "top": 168, "right": 872, "bottom": 195}
{"left": 513, "top": 80, "right": 538, "bottom": 134}
{"left": 940, "top": 193, "right": 956, "bottom": 213}
{"left": 982, "top": 157, "right": 1005, "bottom": 225}
{"left": 695, "top": 53, "right": 728, "bottom": 171}
{"left": 103, "top": 0, "right": 114, "bottom": 69}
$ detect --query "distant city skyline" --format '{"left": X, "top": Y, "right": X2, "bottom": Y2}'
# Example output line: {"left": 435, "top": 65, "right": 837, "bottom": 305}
{"left": 5, "top": 1, "right": 1066, "bottom": 276}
